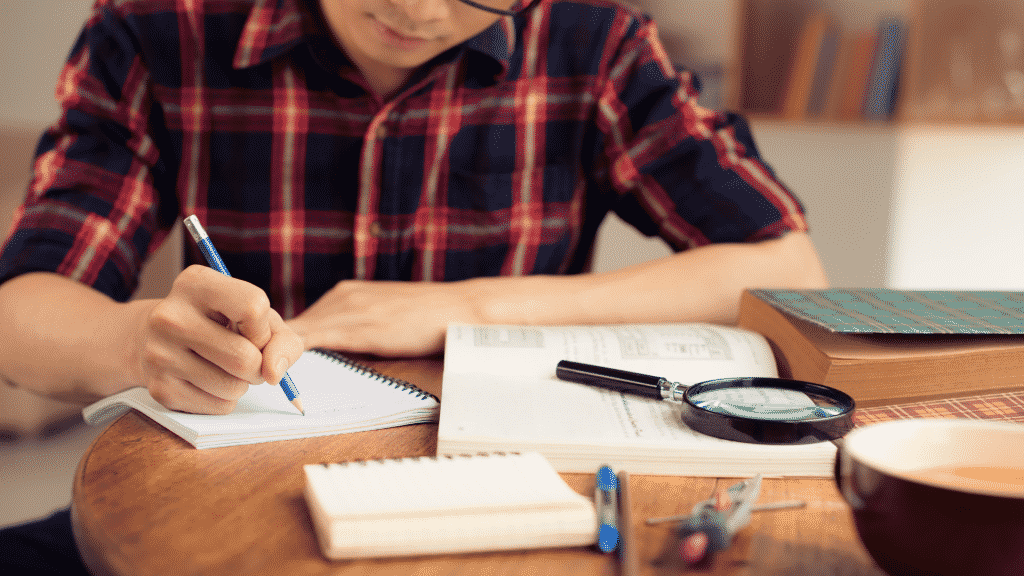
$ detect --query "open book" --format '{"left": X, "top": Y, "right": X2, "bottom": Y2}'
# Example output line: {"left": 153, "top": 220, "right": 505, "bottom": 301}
{"left": 436, "top": 324, "right": 837, "bottom": 477}
{"left": 304, "top": 452, "right": 597, "bottom": 559}
{"left": 82, "top": 350, "right": 439, "bottom": 448}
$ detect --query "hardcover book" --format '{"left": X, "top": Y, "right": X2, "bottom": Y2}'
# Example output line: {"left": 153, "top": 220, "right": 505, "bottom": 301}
{"left": 738, "top": 289, "right": 1024, "bottom": 406}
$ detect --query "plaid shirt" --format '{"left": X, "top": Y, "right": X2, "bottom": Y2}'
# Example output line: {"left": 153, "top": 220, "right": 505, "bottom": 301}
{"left": 0, "top": 0, "right": 808, "bottom": 319}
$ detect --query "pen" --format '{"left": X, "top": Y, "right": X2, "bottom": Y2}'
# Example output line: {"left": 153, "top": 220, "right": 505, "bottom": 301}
{"left": 183, "top": 215, "right": 305, "bottom": 416}
{"left": 616, "top": 469, "right": 639, "bottom": 576}
{"left": 594, "top": 464, "right": 620, "bottom": 553}
{"left": 556, "top": 360, "right": 686, "bottom": 402}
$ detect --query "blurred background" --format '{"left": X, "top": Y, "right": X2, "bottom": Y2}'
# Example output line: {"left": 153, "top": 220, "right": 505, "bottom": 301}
{"left": 2, "top": 0, "right": 1023, "bottom": 529}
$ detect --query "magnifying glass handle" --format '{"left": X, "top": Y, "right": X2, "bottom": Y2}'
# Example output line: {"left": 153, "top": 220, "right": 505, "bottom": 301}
{"left": 555, "top": 360, "right": 683, "bottom": 401}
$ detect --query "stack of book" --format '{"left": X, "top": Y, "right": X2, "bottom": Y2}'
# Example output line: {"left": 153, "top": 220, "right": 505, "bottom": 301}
{"left": 737, "top": 289, "right": 1024, "bottom": 406}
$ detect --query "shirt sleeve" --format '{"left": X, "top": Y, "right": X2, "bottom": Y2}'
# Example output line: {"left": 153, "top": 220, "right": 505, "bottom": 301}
{"left": 0, "top": 3, "right": 172, "bottom": 302}
{"left": 593, "top": 13, "right": 809, "bottom": 251}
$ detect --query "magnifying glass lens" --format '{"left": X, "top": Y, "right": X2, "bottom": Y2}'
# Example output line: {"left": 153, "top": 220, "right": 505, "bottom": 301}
{"left": 689, "top": 386, "right": 847, "bottom": 421}
{"left": 681, "top": 377, "right": 855, "bottom": 444}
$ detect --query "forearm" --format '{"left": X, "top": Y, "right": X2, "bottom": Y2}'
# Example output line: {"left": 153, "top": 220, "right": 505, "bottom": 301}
{"left": 474, "top": 231, "right": 829, "bottom": 327}
{"left": 0, "top": 272, "right": 154, "bottom": 403}
{"left": 288, "top": 232, "right": 828, "bottom": 357}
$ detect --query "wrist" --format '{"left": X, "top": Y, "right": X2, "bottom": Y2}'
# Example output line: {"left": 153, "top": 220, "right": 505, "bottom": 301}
{"left": 470, "top": 275, "right": 589, "bottom": 326}
{"left": 107, "top": 298, "right": 160, "bottom": 396}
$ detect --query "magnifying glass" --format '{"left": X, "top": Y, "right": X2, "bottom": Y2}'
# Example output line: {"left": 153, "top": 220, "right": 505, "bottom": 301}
{"left": 555, "top": 360, "right": 854, "bottom": 445}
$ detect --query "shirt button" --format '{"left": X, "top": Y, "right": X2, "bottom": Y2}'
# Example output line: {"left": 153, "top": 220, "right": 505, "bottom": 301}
{"left": 369, "top": 221, "right": 383, "bottom": 237}
{"left": 376, "top": 125, "right": 387, "bottom": 139}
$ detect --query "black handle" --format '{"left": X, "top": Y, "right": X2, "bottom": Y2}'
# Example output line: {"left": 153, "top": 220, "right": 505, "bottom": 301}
{"left": 555, "top": 360, "right": 665, "bottom": 400}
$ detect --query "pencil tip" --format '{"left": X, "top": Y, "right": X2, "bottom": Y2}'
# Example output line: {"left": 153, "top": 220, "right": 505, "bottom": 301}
{"left": 292, "top": 397, "right": 305, "bottom": 416}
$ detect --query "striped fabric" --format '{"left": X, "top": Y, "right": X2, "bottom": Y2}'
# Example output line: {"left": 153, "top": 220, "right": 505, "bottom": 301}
{"left": 0, "top": 0, "right": 808, "bottom": 319}
{"left": 855, "top": 392, "right": 1024, "bottom": 426}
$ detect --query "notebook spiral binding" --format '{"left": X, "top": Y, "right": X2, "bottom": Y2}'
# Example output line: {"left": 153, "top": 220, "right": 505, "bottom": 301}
{"left": 320, "top": 451, "right": 522, "bottom": 468}
{"left": 312, "top": 348, "right": 439, "bottom": 402}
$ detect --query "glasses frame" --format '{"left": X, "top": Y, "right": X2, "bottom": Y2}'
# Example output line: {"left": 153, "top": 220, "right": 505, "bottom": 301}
{"left": 453, "top": 0, "right": 524, "bottom": 16}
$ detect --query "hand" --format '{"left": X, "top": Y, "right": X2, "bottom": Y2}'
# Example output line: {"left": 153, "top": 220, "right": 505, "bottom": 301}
{"left": 287, "top": 280, "right": 489, "bottom": 357}
{"left": 138, "top": 265, "right": 304, "bottom": 414}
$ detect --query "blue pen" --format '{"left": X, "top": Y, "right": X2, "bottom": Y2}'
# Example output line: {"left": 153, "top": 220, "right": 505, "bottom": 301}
{"left": 183, "top": 215, "right": 305, "bottom": 415}
{"left": 595, "top": 464, "right": 620, "bottom": 553}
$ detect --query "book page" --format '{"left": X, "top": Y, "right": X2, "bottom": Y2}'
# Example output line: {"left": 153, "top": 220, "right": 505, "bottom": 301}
{"left": 443, "top": 323, "right": 778, "bottom": 384}
{"left": 437, "top": 324, "right": 836, "bottom": 476}
{"left": 442, "top": 370, "right": 720, "bottom": 445}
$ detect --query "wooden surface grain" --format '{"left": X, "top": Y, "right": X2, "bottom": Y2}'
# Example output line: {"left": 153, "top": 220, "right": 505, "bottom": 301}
{"left": 71, "top": 357, "right": 886, "bottom": 576}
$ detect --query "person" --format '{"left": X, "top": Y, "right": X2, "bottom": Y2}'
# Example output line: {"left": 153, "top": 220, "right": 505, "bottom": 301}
{"left": 0, "top": 0, "right": 828, "bottom": 572}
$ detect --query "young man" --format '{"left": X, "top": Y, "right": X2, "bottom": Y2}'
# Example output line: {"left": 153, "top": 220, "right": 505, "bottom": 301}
{"left": 0, "top": 0, "right": 828, "bottom": 416}
{"left": 0, "top": 1, "right": 829, "bottom": 572}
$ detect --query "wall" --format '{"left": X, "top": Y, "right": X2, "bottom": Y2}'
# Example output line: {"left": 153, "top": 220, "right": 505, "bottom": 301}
{"left": 888, "top": 125, "right": 1024, "bottom": 290}
{"left": 0, "top": 0, "right": 93, "bottom": 128}
{"left": 748, "top": 120, "right": 897, "bottom": 288}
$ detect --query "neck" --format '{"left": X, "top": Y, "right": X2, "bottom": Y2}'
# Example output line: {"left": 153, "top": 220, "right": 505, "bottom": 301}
{"left": 360, "top": 66, "right": 411, "bottom": 103}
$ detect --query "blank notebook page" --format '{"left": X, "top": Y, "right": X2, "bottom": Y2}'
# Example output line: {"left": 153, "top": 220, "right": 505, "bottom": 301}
{"left": 82, "top": 350, "right": 439, "bottom": 448}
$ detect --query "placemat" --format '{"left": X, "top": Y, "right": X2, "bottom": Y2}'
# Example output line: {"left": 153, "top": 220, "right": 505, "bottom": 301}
{"left": 854, "top": 391, "right": 1024, "bottom": 426}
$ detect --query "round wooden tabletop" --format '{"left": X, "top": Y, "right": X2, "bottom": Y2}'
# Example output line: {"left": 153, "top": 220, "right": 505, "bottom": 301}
{"left": 71, "top": 357, "right": 884, "bottom": 576}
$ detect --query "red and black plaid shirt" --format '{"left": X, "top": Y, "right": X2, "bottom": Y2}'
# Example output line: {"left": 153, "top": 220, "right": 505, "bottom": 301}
{"left": 0, "top": 0, "right": 808, "bottom": 319}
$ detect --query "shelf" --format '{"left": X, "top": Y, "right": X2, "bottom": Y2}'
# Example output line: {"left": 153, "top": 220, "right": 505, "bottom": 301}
{"left": 731, "top": 0, "right": 1024, "bottom": 126}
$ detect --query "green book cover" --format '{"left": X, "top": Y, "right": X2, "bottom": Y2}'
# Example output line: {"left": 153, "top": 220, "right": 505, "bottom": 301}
{"left": 750, "top": 289, "right": 1024, "bottom": 334}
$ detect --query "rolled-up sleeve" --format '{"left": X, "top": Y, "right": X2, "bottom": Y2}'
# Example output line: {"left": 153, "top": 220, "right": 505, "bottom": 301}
{"left": 0, "top": 3, "right": 170, "bottom": 302}
{"left": 595, "top": 14, "right": 808, "bottom": 251}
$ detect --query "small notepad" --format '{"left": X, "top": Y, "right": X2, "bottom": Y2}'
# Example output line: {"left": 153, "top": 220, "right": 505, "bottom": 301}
{"left": 303, "top": 452, "right": 598, "bottom": 559}
{"left": 82, "top": 350, "right": 439, "bottom": 448}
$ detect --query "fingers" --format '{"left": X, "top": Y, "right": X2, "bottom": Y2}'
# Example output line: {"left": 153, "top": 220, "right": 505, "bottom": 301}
{"left": 178, "top": 265, "right": 275, "bottom": 350}
{"left": 148, "top": 288, "right": 265, "bottom": 385}
{"left": 261, "top": 308, "right": 304, "bottom": 385}
{"left": 287, "top": 279, "right": 458, "bottom": 357}
{"left": 142, "top": 265, "right": 304, "bottom": 414}
{"left": 293, "top": 317, "right": 445, "bottom": 358}
{"left": 145, "top": 346, "right": 250, "bottom": 415}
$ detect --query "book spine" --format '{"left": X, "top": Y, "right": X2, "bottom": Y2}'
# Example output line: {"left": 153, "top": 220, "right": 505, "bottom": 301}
{"left": 838, "top": 31, "right": 879, "bottom": 120}
{"left": 863, "top": 17, "right": 907, "bottom": 120}
{"left": 806, "top": 24, "right": 841, "bottom": 118}
{"left": 783, "top": 11, "right": 831, "bottom": 120}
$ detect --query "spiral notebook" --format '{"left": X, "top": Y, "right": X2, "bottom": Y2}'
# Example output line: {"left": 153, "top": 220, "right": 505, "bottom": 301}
{"left": 82, "top": 349, "right": 440, "bottom": 449}
{"left": 303, "top": 452, "right": 598, "bottom": 559}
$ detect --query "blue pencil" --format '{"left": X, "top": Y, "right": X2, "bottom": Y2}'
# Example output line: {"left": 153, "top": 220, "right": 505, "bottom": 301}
{"left": 183, "top": 215, "right": 304, "bottom": 415}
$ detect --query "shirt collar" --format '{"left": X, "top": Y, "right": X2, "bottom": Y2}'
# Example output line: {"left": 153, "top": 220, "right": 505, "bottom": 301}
{"left": 233, "top": 0, "right": 307, "bottom": 69}
{"left": 232, "top": 0, "right": 519, "bottom": 84}
{"left": 462, "top": 15, "right": 517, "bottom": 83}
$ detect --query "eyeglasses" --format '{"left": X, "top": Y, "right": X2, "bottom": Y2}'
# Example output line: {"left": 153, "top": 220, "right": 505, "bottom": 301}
{"left": 453, "top": 0, "right": 527, "bottom": 17}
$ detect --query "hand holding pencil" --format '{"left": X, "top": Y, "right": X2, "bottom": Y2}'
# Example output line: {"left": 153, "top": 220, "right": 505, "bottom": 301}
{"left": 133, "top": 216, "right": 304, "bottom": 415}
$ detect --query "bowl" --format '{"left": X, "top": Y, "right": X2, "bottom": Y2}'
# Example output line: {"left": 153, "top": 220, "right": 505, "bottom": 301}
{"left": 835, "top": 418, "right": 1024, "bottom": 576}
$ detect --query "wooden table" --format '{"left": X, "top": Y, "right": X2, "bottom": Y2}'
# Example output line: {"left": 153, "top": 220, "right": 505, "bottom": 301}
{"left": 71, "top": 358, "right": 887, "bottom": 576}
